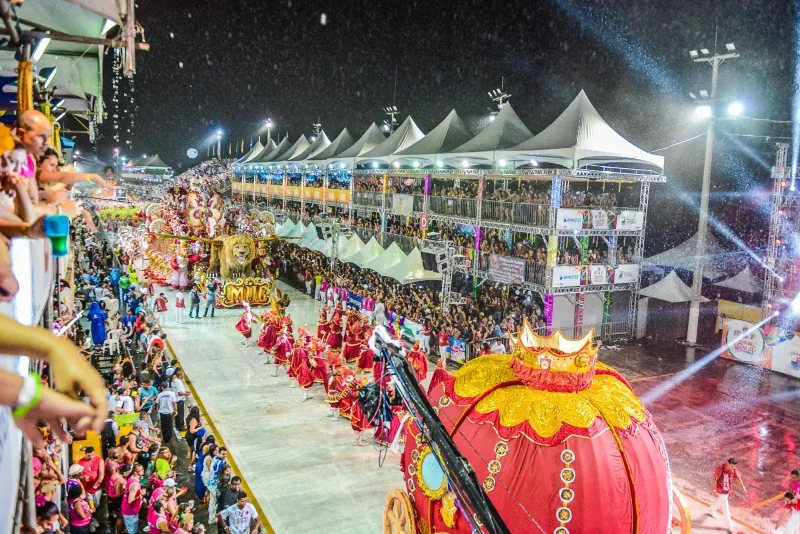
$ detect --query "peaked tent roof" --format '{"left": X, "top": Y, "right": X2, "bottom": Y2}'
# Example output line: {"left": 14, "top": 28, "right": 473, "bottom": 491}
{"left": 361, "top": 242, "right": 407, "bottom": 274}
{"left": 449, "top": 103, "right": 533, "bottom": 154}
{"left": 358, "top": 116, "right": 426, "bottom": 160}
{"left": 275, "top": 218, "right": 295, "bottom": 237}
{"left": 135, "top": 154, "right": 170, "bottom": 168}
{"left": 297, "top": 223, "right": 319, "bottom": 248}
{"left": 338, "top": 234, "right": 366, "bottom": 263}
{"left": 509, "top": 90, "right": 664, "bottom": 169}
{"left": 286, "top": 221, "right": 306, "bottom": 239}
{"left": 713, "top": 266, "right": 763, "bottom": 293}
{"left": 289, "top": 131, "right": 331, "bottom": 162}
{"left": 239, "top": 139, "right": 268, "bottom": 163}
{"left": 278, "top": 135, "right": 311, "bottom": 162}
{"left": 333, "top": 123, "right": 386, "bottom": 160}
{"left": 395, "top": 109, "right": 475, "bottom": 158}
{"left": 351, "top": 237, "right": 384, "bottom": 267}
{"left": 639, "top": 271, "right": 709, "bottom": 303}
{"left": 643, "top": 232, "right": 745, "bottom": 279}
{"left": 307, "top": 128, "right": 356, "bottom": 161}
{"left": 126, "top": 157, "right": 144, "bottom": 167}
{"left": 322, "top": 234, "right": 351, "bottom": 258}
{"left": 251, "top": 137, "right": 289, "bottom": 163}
{"left": 384, "top": 248, "right": 442, "bottom": 284}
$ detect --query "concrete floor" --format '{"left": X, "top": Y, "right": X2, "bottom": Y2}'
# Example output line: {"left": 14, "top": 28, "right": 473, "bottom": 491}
{"left": 160, "top": 281, "right": 401, "bottom": 534}
{"left": 161, "top": 282, "right": 797, "bottom": 534}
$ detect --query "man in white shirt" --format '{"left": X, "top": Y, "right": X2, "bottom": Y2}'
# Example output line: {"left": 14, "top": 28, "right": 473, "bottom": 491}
{"left": 217, "top": 491, "right": 260, "bottom": 534}
{"left": 116, "top": 387, "right": 135, "bottom": 413}
{"left": 156, "top": 382, "right": 178, "bottom": 444}
{"left": 490, "top": 339, "right": 506, "bottom": 354}
{"left": 171, "top": 369, "right": 190, "bottom": 432}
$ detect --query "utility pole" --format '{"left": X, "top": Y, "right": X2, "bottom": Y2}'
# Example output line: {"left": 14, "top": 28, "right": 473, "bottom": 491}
{"left": 265, "top": 118, "right": 272, "bottom": 146}
{"left": 686, "top": 38, "right": 740, "bottom": 344}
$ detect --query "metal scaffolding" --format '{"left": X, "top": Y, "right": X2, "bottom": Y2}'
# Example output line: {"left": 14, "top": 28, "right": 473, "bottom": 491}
{"left": 763, "top": 142, "right": 790, "bottom": 324}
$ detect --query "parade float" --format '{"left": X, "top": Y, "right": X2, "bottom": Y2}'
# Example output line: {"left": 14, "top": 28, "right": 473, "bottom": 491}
{"left": 385, "top": 322, "right": 680, "bottom": 534}
{"left": 122, "top": 172, "right": 283, "bottom": 308}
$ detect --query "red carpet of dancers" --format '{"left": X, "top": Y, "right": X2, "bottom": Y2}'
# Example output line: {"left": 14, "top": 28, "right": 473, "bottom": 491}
{"left": 241, "top": 302, "right": 449, "bottom": 446}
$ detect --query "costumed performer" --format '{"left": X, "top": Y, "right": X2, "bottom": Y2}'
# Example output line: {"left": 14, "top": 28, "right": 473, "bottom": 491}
{"left": 426, "top": 358, "right": 449, "bottom": 395}
{"left": 316, "top": 307, "right": 330, "bottom": 339}
{"left": 234, "top": 302, "right": 258, "bottom": 347}
{"left": 257, "top": 311, "right": 279, "bottom": 364}
{"left": 341, "top": 318, "right": 362, "bottom": 363}
{"left": 406, "top": 341, "right": 429, "bottom": 381}
{"left": 270, "top": 321, "right": 294, "bottom": 377}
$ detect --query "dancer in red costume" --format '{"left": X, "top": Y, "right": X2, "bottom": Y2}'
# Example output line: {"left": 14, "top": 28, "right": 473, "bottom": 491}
{"left": 349, "top": 376, "right": 373, "bottom": 446}
{"left": 356, "top": 320, "right": 375, "bottom": 372}
{"left": 427, "top": 358, "right": 450, "bottom": 395}
{"left": 288, "top": 337, "right": 307, "bottom": 386}
{"left": 257, "top": 313, "right": 279, "bottom": 364}
{"left": 406, "top": 341, "right": 429, "bottom": 381}
{"left": 234, "top": 302, "right": 258, "bottom": 347}
{"left": 325, "top": 362, "right": 356, "bottom": 420}
{"left": 325, "top": 315, "right": 343, "bottom": 351}
{"left": 341, "top": 320, "right": 362, "bottom": 363}
{"left": 270, "top": 324, "right": 294, "bottom": 377}
{"left": 316, "top": 306, "right": 330, "bottom": 339}
{"left": 307, "top": 338, "right": 330, "bottom": 392}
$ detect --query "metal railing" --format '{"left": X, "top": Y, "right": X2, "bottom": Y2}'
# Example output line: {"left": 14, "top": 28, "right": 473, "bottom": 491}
{"left": 429, "top": 196, "right": 478, "bottom": 219}
{"left": 383, "top": 233, "right": 424, "bottom": 254}
{"left": 353, "top": 190, "right": 384, "bottom": 207}
{"left": 482, "top": 200, "right": 550, "bottom": 227}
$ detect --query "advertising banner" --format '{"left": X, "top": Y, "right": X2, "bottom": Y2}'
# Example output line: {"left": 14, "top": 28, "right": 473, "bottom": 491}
{"left": 449, "top": 337, "right": 467, "bottom": 363}
{"left": 552, "top": 265, "right": 584, "bottom": 287}
{"left": 556, "top": 208, "right": 585, "bottom": 230}
{"left": 616, "top": 210, "right": 644, "bottom": 230}
{"left": 218, "top": 277, "right": 274, "bottom": 307}
{"left": 392, "top": 194, "right": 414, "bottom": 216}
{"left": 719, "top": 319, "right": 800, "bottom": 379}
{"left": 346, "top": 291, "right": 363, "bottom": 311}
{"left": 487, "top": 254, "right": 526, "bottom": 285}
{"left": 326, "top": 189, "right": 351, "bottom": 203}
{"left": 586, "top": 264, "right": 613, "bottom": 285}
{"left": 286, "top": 185, "right": 302, "bottom": 198}
{"left": 613, "top": 264, "right": 641, "bottom": 285}
{"left": 403, "top": 319, "right": 424, "bottom": 345}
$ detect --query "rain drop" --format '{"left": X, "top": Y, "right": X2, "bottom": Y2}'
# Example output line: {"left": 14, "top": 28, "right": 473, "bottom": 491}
{"left": 170, "top": 32, "right": 174, "bottom": 38}
{"left": 320, "top": 13, "right": 327, "bottom": 25}
{"left": 179, "top": 62, "right": 184, "bottom": 68}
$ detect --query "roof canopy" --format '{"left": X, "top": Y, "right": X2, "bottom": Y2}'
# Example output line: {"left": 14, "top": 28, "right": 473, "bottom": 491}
{"left": 361, "top": 242, "right": 407, "bottom": 275}
{"left": 449, "top": 103, "right": 533, "bottom": 156}
{"left": 308, "top": 128, "right": 355, "bottom": 162}
{"left": 713, "top": 266, "right": 762, "bottom": 293}
{"left": 251, "top": 137, "right": 289, "bottom": 163}
{"left": 643, "top": 232, "right": 745, "bottom": 279}
{"left": 238, "top": 139, "right": 266, "bottom": 163}
{"left": 289, "top": 131, "right": 331, "bottom": 162}
{"left": 138, "top": 154, "right": 169, "bottom": 168}
{"left": 383, "top": 247, "right": 441, "bottom": 284}
{"left": 338, "top": 234, "right": 366, "bottom": 263}
{"left": 358, "top": 116, "right": 425, "bottom": 162}
{"left": 509, "top": 90, "right": 664, "bottom": 170}
{"left": 394, "top": 109, "right": 474, "bottom": 163}
{"left": 332, "top": 123, "right": 386, "bottom": 161}
{"left": 350, "top": 236, "right": 384, "bottom": 267}
{"left": 639, "top": 271, "right": 709, "bottom": 303}
{"left": 275, "top": 218, "right": 295, "bottom": 237}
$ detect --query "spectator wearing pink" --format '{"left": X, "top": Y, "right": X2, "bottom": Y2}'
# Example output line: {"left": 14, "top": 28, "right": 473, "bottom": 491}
{"left": 361, "top": 295, "right": 375, "bottom": 322}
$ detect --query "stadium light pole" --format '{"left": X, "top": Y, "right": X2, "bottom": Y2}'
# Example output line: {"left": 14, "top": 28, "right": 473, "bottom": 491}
{"left": 265, "top": 118, "right": 272, "bottom": 146}
{"left": 686, "top": 42, "right": 739, "bottom": 345}
{"left": 216, "top": 129, "right": 223, "bottom": 160}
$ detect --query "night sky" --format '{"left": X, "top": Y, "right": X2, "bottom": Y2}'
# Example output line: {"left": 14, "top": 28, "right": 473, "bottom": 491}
{"left": 104, "top": 0, "right": 798, "bottom": 255}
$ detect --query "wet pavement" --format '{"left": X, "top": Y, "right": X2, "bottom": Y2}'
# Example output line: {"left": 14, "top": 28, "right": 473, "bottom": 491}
{"left": 601, "top": 339, "right": 800, "bottom": 532}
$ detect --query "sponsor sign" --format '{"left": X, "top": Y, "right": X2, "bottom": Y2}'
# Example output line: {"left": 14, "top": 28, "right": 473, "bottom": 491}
{"left": 218, "top": 277, "right": 274, "bottom": 307}
{"left": 616, "top": 210, "right": 644, "bottom": 230}
{"left": 487, "top": 254, "right": 527, "bottom": 285}
{"left": 552, "top": 265, "right": 583, "bottom": 287}
{"left": 403, "top": 319, "right": 425, "bottom": 345}
{"left": 721, "top": 318, "right": 767, "bottom": 365}
{"left": 347, "top": 291, "right": 363, "bottom": 311}
{"left": 556, "top": 208, "right": 585, "bottom": 230}
{"left": 392, "top": 193, "right": 414, "bottom": 217}
{"left": 586, "top": 264, "right": 612, "bottom": 285}
{"left": 613, "top": 264, "right": 641, "bottom": 285}
{"left": 449, "top": 337, "right": 467, "bottom": 363}
{"left": 590, "top": 209, "right": 612, "bottom": 229}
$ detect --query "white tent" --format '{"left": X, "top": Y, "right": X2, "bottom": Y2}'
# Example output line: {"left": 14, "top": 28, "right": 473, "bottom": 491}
{"left": 444, "top": 104, "right": 533, "bottom": 165}
{"left": 237, "top": 139, "right": 266, "bottom": 163}
{"left": 392, "top": 109, "right": 475, "bottom": 166}
{"left": 286, "top": 221, "right": 306, "bottom": 239}
{"left": 322, "top": 234, "right": 351, "bottom": 258}
{"left": 290, "top": 131, "right": 331, "bottom": 162}
{"left": 361, "top": 242, "right": 407, "bottom": 275}
{"left": 329, "top": 123, "right": 386, "bottom": 167}
{"left": 276, "top": 135, "right": 311, "bottom": 163}
{"left": 275, "top": 218, "right": 295, "bottom": 237}
{"left": 358, "top": 116, "right": 426, "bottom": 164}
{"left": 350, "top": 237, "right": 384, "bottom": 267}
{"left": 644, "top": 232, "right": 745, "bottom": 279}
{"left": 250, "top": 137, "right": 290, "bottom": 164}
{"left": 713, "top": 266, "right": 762, "bottom": 293}
{"left": 507, "top": 90, "right": 664, "bottom": 170}
{"left": 297, "top": 223, "right": 319, "bottom": 248}
{"left": 305, "top": 128, "right": 355, "bottom": 166}
{"left": 639, "top": 271, "right": 709, "bottom": 303}
{"left": 384, "top": 248, "right": 441, "bottom": 284}
{"left": 337, "top": 234, "right": 366, "bottom": 263}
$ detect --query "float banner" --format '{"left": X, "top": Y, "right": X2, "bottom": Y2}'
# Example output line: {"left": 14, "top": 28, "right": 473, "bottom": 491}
{"left": 218, "top": 278, "right": 273, "bottom": 307}
{"left": 487, "top": 254, "right": 526, "bottom": 285}
{"left": 552, "top": 265, "right": 583, "bottom": 287}
{"left": 449, "top": 337, "right": 467, "bottom": 363}
{"left": 347, "top": 291, "right": 363, "bottom": 311}
{"left": 616, "top": 210, "right": 644, "bottom": 230}
{"left": 392, "top": 194, "right": 414, "bottom": 216}
{"left": 613, "top": 264, "right": 641, "bottom": 285}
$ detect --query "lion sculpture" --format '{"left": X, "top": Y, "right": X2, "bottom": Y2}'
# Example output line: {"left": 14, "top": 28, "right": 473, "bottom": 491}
{"left": 209, "top": 234, "right": 256, "bottom": 282}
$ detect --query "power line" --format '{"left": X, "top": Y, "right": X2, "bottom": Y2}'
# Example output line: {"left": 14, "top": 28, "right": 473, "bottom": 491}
{"left": 651, "top": 132, "right": 706, "bottom": 152}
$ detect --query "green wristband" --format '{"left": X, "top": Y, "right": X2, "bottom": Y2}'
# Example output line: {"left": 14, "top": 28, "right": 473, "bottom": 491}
{"left": 13, "top": 373, "right": 43, "bottom": 419}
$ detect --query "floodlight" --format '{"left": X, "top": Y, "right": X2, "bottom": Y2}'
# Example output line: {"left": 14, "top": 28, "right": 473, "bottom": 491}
{"left": 393, "top": 161, "right": 400, "bottom": 168}
{"left": 688, "top": 92, "right": 697, "bottom": 100}
{"left": 340, "top": 163, "right": 346, "bottom": 169}
{"left": 372, "top": 162, "right": 379, "bottom": 169}
{"left": 40, "top": 66, "right": 57, "bottom": 88}
{"left": 74, "top": 150, "right": 80, "bottom": 156}
{"left": 699, "top": 90, "right": 708, "bottom": 98}
{"left": 54, "top": 111, "right": 66, "bottom": 122}
{"left": 700, "top": 48, "right": 710, "bottom": 55}
{"left": 727, "top": 101, "right": 744, "bottom": 116}
{"left": 489, "top": 115, "right": 496, "bottom": 122}
{"left": 530, "top": 159, "right": 539, "bottom": 167}
{"left": 462, "top": 160, "right": 469, "bottom": 168}
{"left": 32, "top": 37, "right": 51, "bottom": 62}
{"left": 689, "top": 50, "right": 699, "bottom": 58}
{"left": 436, "top": 161, "right": 443, "bottom": 168}
{"left": 310, "top": 136, "right": 316, "bottom": 142}
{"left": 725, "top": 43, "right": 735, "bottom": 51}
{"left": 412, "top": 161, "right": 420, "bottom": 168}
{"left": 695, "top": 105, "right": 713, "bottom": 119}
{"left": 216, "top": 129, "right": 223, "bottom": 135}
{"left": 499, "top": 159, "right": 507, "bottom": 168}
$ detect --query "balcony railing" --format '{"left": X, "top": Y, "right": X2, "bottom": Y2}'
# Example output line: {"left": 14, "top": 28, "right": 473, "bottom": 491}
{"left": 482, "top": 200, "right": 550, "bottom": 227}
{"left": 429, "top": 196, "right": 478, "bottom": 219}
{"left": 353, "top": 191, "right": 384, "bottom": 207}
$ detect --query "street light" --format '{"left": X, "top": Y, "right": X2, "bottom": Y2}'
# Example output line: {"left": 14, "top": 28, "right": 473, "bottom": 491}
{"left": 265, "top": 118, "right": 273, "bottom": 145}
{"left": 216, "top": 129, "right": 223, "bottom": 159}
{"left": 694, "top": 105, "right": 713, "bottom": 119}
{"left": 727, "top": 101, "right": 744, "bottom": 116}
{"left": 685, "top": 41, "right": 740, "bottom": 345}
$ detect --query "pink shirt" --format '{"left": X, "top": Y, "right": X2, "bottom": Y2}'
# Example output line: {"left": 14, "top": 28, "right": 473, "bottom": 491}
{"left": 69, "top": 498, "right": 92, "bottom": 527}
{"left": 121, "top": 477, "right": 142, "bottom": 516}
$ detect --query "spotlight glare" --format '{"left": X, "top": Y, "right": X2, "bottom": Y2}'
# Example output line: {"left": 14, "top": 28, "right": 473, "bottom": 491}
{"left": 499, "top": 159, "right": 507, "bottom": 168}
{"left": 393, "top": 162, "right": 400, "bottom": 168}
{"left": 695, "top": 105, "right": 713, "bottom": 119}
{"left": 462, "top": 160, "right": 469, "bottom": 168}
{"left": 436, "top": 161, "right": 443, "bottom": 168}
{"left": 728, "top": 101, "right": 744, "bottom": 116}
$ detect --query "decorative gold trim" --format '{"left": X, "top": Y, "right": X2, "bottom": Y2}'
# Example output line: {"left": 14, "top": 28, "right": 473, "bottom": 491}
{"left": 415, "top": 445, "right": 448, "bottom": 501}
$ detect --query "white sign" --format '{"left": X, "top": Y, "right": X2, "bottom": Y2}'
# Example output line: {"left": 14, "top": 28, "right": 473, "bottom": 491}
{"left": 724, "top": 319, "right": 765, "bottom": 363}
{"left": 616, "top": 210, "right": 644, "bottom": 230}
{"left": 552, "top": 265, "right": 583, "bottom": 287}
{"left": 556, "top": 209, "right": 584, "bottom": 230}
{"left": 392, "top": 194, "right": 414, "bottom": 217}
{"left": 590, "top": 210, "right": 611, "bottom": 229}
{"left": 587, "top": 265, "right": 611, "bottom": 285}
{"left": 614, "top": 264, "right": 641, "bottom": 285}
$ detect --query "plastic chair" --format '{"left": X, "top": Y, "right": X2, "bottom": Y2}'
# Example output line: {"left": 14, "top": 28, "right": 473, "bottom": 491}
{"left": 104, "top": 329, "right": 123, "bottom": 355}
